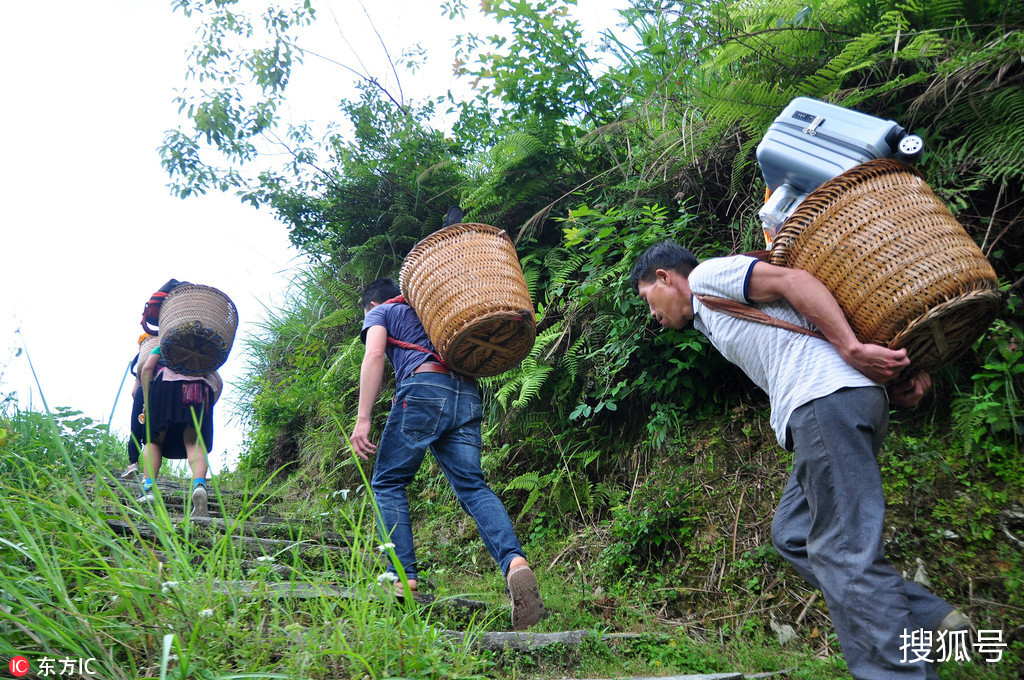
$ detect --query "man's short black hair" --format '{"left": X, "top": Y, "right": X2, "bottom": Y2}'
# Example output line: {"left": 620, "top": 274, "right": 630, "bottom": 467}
{"left": 361, "top": 278, "right": 401, "bottom": 310}
{"left": 629, "top": 241, "right": 699, "bottom": 294}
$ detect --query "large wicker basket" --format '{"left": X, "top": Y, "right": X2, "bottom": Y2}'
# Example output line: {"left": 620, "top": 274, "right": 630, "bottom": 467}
{"left": 139, "top": 334, "right": 161, "bottom": 361}
{"left": 770, "top": 158, "right": 1001, "bottom": 376}
{"left": 399, "top": 223, "right": 536, "bottom": 377}
{"left": 158, "top": 284, "right": 238, "bottom": 376}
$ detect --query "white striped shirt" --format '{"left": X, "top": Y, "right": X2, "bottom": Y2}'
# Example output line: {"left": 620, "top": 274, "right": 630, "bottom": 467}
{"left": 690, "top": 255, "right": 878, "bottom": 448}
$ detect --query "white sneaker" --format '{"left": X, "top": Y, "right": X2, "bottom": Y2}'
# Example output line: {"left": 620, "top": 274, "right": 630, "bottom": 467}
{"left": 136, "top": 488, "right": 155, "bottom": 503}
{"left": 191, "top": 484, "right": 209, "bottom": 518}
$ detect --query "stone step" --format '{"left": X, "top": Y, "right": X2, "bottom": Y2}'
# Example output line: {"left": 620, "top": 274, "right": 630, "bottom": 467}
{"left": 105, "top": 512, "right": 352, "bottom": 547}
{"left": 572, "top": 675, "right": 745, "bottom": 680}
{"left": 235, "top": 560, "right": 349, "bottom": 580}
{"left": 106, "top": 518, "right": 350, "bottom": 565}
{"left": 98, "top": 473, "right": 245, "bottom": 496}
{"left": 202, "top": 579, "right": 488, "bottom": 617}
{"left": 442, "top": 628, "right": 592, "bottom": 653}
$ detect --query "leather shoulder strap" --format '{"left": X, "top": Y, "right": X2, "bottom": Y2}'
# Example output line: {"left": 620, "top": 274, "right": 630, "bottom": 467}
{"left": 694, "top": 294, "right": 827, "bottom": 341}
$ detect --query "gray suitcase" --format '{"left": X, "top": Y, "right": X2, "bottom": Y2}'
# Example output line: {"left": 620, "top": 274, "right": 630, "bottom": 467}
{"left": 756, "top": 96, "right": 911, "bottom": 193}
{"left": 756, "top": 97, "right": 923, "bottom": 240}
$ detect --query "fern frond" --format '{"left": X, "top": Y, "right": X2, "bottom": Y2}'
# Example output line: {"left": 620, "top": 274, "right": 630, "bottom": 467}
{"left": 504, "top": 470, "right": 546, "bottom": 519}
{"left": 528, "top": 321, "right": 566, "bottom": 361}
{"left": 946, "top": 87, "right": 1024, "bottom": 185}
{"left": 504, "top": 470, "right": 542, "bottom": 492}
{"left": 562, "top": 335, "right": 586, "bottom": 381}
{"left": 494, "top": 373, "right": 525, "bottom": 411}
{"left": 308, "top": 306, "right": 356, "bottom": 333}
{"left": 511, "top": 363, "right": 553, "bottom": 410}
{"left": 798, "top": 30, "right": 889, "bottom": 96}
{"left": 522, "top": 260, "right": 542, "bottom": 304}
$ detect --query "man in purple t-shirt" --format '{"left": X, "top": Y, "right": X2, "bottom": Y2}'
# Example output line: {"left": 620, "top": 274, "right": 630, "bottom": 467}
{"left": 349, "top": 277, "right": 545, "bottom": 630}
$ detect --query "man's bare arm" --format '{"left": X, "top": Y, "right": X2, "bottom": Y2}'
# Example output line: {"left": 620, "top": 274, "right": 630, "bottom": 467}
{"left": 350, "top": 325, "right": 388, "bottom": 459}
{"left": 746, "top": 261, "right": 910, "bottom": 383}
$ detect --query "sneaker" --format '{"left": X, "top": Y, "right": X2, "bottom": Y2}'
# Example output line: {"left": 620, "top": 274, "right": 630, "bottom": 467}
{"left": 136, "top": 487, "right": 155, "bottom": 503}
{"left": 930, "top": 608, "right": 972, "bottom": 662}
{"left": 119, "top": 463, "right": 139, "bottom": 479}
{"left": 191, "top": 484, "right": 209, "bottom": 518}
{"left": 937, "top": 608, "right": 971, "bottom": 635}
{"left": 507, "top": 565, "right": 546, "bottom": 630}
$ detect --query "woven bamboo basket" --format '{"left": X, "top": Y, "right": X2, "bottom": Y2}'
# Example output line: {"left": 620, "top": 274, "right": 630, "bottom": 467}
{"left": 769, "top": 158, "right": 1001, "bottom": 377}
{"left": 139, "top": 334, "right": 161, "bottom": 361}
{"left": 158, "top": 284, "right": 238, "bottom": 376}
{"left": 399, "top": 223, "right": 536, "bottom": 377}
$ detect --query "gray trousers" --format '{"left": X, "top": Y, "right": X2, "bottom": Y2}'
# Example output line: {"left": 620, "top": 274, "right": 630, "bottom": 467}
{"left": 772, "top": 387, "right": 951, "bottom": 680}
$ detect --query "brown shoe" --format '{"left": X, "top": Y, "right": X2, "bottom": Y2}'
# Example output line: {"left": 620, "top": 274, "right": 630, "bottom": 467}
{"left": 507, "top": 565, "right": 545, "bottom": 630}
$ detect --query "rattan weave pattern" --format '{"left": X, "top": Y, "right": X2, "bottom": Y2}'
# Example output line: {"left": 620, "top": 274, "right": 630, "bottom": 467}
{"left": 158, "top": 284, "right": 238, "bottom": 376}
{"left": 138, "top": 334, "right": 161, "bottom": 361}
{"left": 399, "top": 223, "right": 536, "bottom": 377}
{"left": 769, "top": 159, "right": 1000, "bottom": 375}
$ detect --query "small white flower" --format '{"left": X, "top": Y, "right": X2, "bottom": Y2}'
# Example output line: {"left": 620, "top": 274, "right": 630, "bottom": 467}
{"left": 199, "top": 608, "right": 214, "bottom": 618}
{"left": 376, "top": 572, "right": 398, "bottom": 584}
{"left": 110, "top": 595, "right": 120, "bottom": 604}
{"left": 340, "top": 489, "right": 350, "bottom": 500}
{"left": 376, "top": 542, "right": 396, "bottom": 553}
{"left": 256, "top": 556, "right": 276, "bottom": 563}
{"left": 161, "top": 581, "right": 179, "bottom": 594}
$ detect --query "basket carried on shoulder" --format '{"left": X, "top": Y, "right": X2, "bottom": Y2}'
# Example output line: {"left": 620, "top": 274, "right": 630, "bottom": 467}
{"left": 769, "top": 158, "right": 1001, "bottom": 376}
{"left": 399, "top": 223, "right": 536, "bottom": 377}
{"left": 158, "top": 284, "right": 238, "bottom": 376}
{"left": 139, "top": 334, "right": 161, "bottom": 361}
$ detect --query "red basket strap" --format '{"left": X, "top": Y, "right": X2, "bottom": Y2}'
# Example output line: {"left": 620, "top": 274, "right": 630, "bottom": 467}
{"left": 381, "top": 296, "right": 452, "bottom": 370}
{"left": 386, "top": 337, "right": 452, "bottom": 370}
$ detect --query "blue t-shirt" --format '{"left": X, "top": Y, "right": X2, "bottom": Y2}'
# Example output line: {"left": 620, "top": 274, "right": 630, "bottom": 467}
{"left": 361, "top": 303, "right": 436, "bottom": 385}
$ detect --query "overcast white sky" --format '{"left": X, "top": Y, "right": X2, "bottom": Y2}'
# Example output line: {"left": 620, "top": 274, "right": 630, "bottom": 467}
{"left": 0, "top": 0, "right": 625, "bottom": 472}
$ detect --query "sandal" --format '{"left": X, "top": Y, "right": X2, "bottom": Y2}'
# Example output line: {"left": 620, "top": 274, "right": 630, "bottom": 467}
{"left": 393, "top": 582, "right": 417, "bottom": 598}
{"left": 507, "top": 565, "right": 545, "bottom": 630}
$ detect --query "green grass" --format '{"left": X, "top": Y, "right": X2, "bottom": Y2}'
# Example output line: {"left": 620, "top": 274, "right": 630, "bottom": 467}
{"left": 0, "top": 405, "right": 492, "bottom": 680}
{"left": 2, "top": 401, "right": 1021, "bottom": 679}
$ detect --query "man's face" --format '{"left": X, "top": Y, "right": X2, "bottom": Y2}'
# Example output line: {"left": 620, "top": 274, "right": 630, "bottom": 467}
{"left": 636, "top": 269, "right": 693, "bottom": 329}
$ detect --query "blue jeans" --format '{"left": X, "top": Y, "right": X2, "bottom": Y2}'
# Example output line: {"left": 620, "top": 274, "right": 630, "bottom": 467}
{"left": 773, "top": 387, "right": 950, "bottom": 680}
{"left": 370, "top": 372, "right": 525, "bottom": 582}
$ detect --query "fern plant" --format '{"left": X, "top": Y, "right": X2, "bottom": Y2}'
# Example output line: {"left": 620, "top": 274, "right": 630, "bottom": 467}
{"left": 950, "top": 316, "right": 1024, "bottom": 483}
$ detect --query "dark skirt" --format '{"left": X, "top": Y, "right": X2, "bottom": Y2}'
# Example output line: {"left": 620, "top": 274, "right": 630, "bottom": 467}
{"left": 127, "top": 388, "right": 145, "bottom": 463}
{"left": 133, "top": 373, "right": 215, "bottom": 459}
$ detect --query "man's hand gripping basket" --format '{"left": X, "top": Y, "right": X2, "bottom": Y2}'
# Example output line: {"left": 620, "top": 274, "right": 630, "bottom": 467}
{"left": 399, "top": 223, "right": 536, "bottom": 378}
{"left": 158, "top": 284, "right": 238, "bottom": 376}
{"left": 770, "top": 159, "right": 1002, "bottom": 377}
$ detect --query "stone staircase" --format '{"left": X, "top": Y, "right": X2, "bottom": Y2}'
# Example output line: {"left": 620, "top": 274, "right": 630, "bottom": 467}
{"left": 96, "top": 474, "right": 788, "bottom": 679}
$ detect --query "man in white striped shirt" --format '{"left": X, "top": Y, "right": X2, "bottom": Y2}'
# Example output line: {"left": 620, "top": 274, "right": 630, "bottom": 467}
{"left": 631, "top": 241, "right": 965, "bottom": 680}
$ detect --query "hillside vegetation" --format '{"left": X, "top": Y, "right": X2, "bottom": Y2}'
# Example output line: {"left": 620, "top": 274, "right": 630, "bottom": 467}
{"left": 166, "top": 0, "right": 1023, "bottom": 675}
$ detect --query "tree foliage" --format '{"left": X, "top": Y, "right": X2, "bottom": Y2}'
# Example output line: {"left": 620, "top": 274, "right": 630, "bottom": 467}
{"left": 166, "top": 0, "right": 1023, "bottom": 527}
